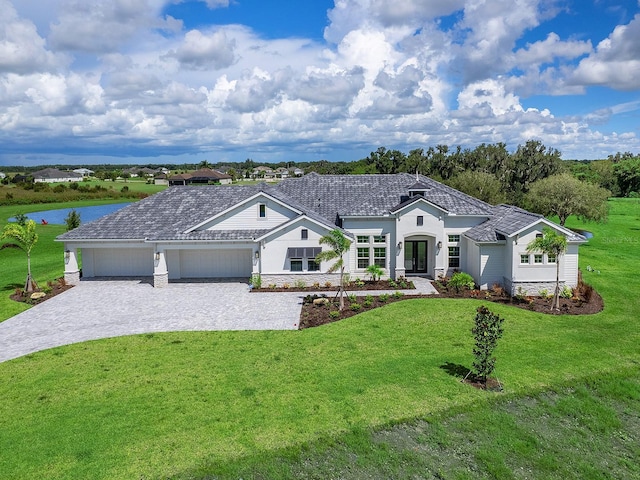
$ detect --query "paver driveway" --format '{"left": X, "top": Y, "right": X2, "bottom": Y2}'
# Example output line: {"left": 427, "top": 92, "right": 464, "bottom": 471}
{"left": 0, "top": 279, "right": 303, "bottom": 363}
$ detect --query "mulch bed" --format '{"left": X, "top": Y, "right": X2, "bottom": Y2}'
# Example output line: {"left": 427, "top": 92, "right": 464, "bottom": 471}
{"left": 299, "top": 281, "right": 604, "bottom": 329}
{"left": 9, "top": 278, "right": 74, "bottom": 305}
{"left": 254, "top": 279, "right": 415, "bottom": 293}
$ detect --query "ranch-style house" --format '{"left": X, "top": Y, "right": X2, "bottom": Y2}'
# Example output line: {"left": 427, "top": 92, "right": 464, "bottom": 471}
{"left": 57, "top": 173, "right": 585, "bottom": 295}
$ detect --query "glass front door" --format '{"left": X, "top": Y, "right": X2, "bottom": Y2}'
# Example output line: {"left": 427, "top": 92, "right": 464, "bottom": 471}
{"left": 404, "top": 240, "right": 428, "bottom": 274}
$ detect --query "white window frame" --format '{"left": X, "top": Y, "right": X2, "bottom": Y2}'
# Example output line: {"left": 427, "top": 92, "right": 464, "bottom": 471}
{"left": 290, "top": 258, "right": 303, "bottom": 272}
{"left": 520, "top": 254, "right": 530, "bottom": 264}
{"left": 373, "top": 247, "right": 386, "bottom": 268}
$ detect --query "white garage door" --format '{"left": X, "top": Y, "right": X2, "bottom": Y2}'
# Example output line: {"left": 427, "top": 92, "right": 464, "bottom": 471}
{"left": 180, "top": 249, "right": 252, "bottom": 278}
{"left": 92, "top": 248, "right": 154, "bottom": 276}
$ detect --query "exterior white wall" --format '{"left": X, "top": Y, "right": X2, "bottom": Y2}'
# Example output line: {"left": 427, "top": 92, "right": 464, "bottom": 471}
{"left": 479, "top": 244, "right": 505, "bottom": 290}
{"left": 342, "top": 217, "right": 395, "bottom": 279}
{"left": 505, "top": 223, "right": 582, "bottom": 295}
{"left": 259, "top": 219, "right": 334, "bottom": 274}
{"left": 466, "top": 239, "right": 481, "bottom": 283}
{"left": 35, "top": 176, "right": 80, "bottom": 183}
{"left": 564, "top": 244, "right": 580, "bottom": 288}
{"left": 395, "top": 202, "right": 445, "bottom": 278}
{"left": 201, "top": 196, "right": 297, "bottom": 230}
{"left": 512, "top": 225, "right": 565, "bottom": 283}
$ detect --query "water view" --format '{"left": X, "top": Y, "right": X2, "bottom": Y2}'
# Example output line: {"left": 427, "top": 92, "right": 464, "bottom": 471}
{"left": 12, "top": 203, "right": 131, "bottom": 225}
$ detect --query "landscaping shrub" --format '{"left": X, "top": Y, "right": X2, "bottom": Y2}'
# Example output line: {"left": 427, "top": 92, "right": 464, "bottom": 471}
{"left": 448, "top": 272, "right": 476, "bottom": 293}
{"left": 249, "top": 274, "right": 262, "bottom": 289}
{"left": 471, "top": 305, "right": 505, "bottom": 385}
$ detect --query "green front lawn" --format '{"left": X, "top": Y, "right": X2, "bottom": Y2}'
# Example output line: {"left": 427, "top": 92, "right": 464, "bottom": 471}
{"left": 0, "top": 199, "right": 639, "bottom": 479}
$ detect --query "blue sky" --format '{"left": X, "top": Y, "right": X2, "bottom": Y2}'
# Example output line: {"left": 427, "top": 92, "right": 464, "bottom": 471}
{"left": 1, "top": 0, "right": 640, "bottom": 166}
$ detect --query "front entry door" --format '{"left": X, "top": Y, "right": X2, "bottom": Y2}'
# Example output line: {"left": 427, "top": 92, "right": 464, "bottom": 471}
{"left": 404, "top": 240, "right": 428, "bottom": 274}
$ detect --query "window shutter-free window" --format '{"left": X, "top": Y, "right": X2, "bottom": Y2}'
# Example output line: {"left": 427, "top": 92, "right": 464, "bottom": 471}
{"left": 448, "top": 246, "right": 460, "bottom": 268}
{"left": 357, "top": 248, "right": 370, "bottom": 269}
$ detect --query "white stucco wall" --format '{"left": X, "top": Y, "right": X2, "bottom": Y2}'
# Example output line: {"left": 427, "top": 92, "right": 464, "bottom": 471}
{"left": 259, "top": 219, "right": 334, "bottom": 274}
{"left": 342, "top": 217, "right": 395, "bottom": 278}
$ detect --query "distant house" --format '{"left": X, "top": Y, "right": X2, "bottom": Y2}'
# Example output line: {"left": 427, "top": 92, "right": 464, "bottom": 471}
{"left": 275, "top": 167, "right": 290, "bottom": 179}
{"left": 72, "top": 168, "right": 94, "bottom": 177}
{"left": 124, "top": 167, "right": 156, "bottom": 178}
{"left": 156, "top": 167, "right": 171, "bottom": 175}
{"left": 32, "top": 168, "right": 82, "bottom": 183}
{"left": 252, "top": 166, "right": 276, "bottom": 181}
{"left": 168, "top": 168, "right": 232, "bottom": 186}
{"left": 0, "top": 172, "right": 6, "bottom": 180}
{"left": 292, "top": 168, "right": 304, "bottom": 177}
{"left": 154, "top": 174, "right": 169, "bottom": 186}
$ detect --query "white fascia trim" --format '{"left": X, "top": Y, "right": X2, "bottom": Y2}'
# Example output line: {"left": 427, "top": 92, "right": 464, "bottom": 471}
{"left": 183, "top": 191, "right": 302, "bottom": 233}
{"left": 501, "top": 218, "right": 586, "bottom": 241}
{"left": 390, "top": 197, "right": 449, "bottom": 215}
{"left": 55, "top": 238, "right": 146, "bottom": 243}
{"left": 339, "top": 215, "right": 393, "bottom": 219}
{"left": 254, "top": 215, "right": 340, "bottom": 242}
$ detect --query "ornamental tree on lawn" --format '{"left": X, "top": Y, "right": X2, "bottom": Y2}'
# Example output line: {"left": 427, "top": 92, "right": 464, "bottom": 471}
{"left": 2, "top": 219, "right": 39, "bottom": 292}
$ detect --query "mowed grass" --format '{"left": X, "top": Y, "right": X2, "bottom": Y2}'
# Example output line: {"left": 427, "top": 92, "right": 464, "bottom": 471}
{"left": 0, "top": 199, "right": 639, "bottom": 479}
{"left": 0, "top": 201, "right": 128, "bottom": 320}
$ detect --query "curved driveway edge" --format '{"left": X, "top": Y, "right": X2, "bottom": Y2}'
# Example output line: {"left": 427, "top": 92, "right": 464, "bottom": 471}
{"left": 0, "top": 280, "right": 303, "bottom": 363}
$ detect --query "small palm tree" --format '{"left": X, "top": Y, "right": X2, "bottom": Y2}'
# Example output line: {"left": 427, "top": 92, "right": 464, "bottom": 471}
{"left": 365, "top": 264, "right": 383, "bottom": 282}
{"left": 315, "top": 229, "right": 352, "bottom": 311}
{"left": 2, "top": 219, "right": 39, "bottom": 292}
{"left": 527, "top": 228, "right": 567, "bottom": 310}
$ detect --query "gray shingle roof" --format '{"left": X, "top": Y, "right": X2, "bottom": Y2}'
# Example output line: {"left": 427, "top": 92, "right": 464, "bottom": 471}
{"left": 275, "top": 173, "right": 493, "bottom": 218}
{"left": 33, "top": 168, "right": 82, "bottom": 179}
{"left": 464, "top": 205, "right": 586, "bottom": 243}
{"left": 60, "top": 175, "right": 569, "bottom": 245}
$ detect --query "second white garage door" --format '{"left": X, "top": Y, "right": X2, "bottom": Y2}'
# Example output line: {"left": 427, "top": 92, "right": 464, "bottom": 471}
{"left": 179, "top": 249, "right": 252, "bottom": 278}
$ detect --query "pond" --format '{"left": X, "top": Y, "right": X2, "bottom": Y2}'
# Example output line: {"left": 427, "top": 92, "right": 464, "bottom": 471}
{"left": 571, "top": 228, "right": 594, "bottom": 239}
{"left": 11, "top": 203, "right": 132, "bottom": 225}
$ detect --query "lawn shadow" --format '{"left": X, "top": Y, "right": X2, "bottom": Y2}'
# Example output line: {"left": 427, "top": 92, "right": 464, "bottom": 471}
{"left": 439, "top": 362, "right": 471, "bottom": 379}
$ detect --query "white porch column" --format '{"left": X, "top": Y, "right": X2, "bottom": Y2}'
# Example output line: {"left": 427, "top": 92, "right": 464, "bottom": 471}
{"left": 63, "top": 246, "right": 80, "bottom": 285}
{"left": 153, "top": 249, "right": 168, "bottom": 288}
{"left": 252, "top": 244, "right": 260, "bottom": 275}
{"left": 394, "top": 240, "right": 405, "bottom": 280}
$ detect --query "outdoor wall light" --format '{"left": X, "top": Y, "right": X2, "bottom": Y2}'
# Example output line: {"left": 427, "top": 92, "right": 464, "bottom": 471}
{"left": 155, "top": 252, "right": 160, "bottom": 261}
{"left": 397, "top": 241, "right": 403, "bottom": 249}
{"left": 437, "top": 241, "right": 443, "bottom": 249}
{"left": 255, "top": 251, "right": 260, "bottom": 259}
{"left": 64, "top": 250, "right": 70, "bottom": 260}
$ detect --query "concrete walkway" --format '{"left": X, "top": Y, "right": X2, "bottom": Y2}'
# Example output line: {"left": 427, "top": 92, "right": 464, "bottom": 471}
{"left": 0, "top": 277, "right": 437, "bottom": 363}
